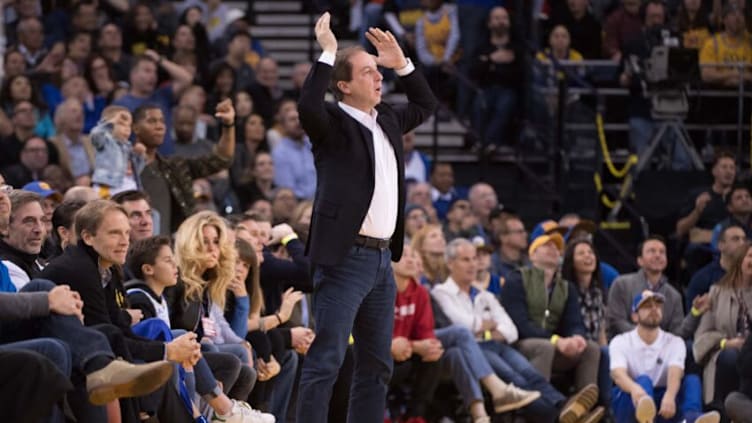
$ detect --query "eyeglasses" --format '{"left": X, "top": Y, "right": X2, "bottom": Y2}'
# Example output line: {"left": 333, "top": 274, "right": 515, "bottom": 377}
{"left": 0, "top": 185, "right": 12, "bottom": 194}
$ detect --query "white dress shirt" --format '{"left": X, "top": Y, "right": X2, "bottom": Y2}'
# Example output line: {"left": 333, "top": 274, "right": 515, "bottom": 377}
{"left": 318, "top": 52, "right": 416, "bottom": 239}
{"left": 431, "top": 276, "right": 519, "bottom": 343}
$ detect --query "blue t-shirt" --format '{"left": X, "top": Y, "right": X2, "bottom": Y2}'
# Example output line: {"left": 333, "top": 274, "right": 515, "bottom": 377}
{"left": 114, "top": 85, "right": 175, "bottom": 155}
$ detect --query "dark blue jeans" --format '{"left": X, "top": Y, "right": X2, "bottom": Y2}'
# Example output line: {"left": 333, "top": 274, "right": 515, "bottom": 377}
{"left": 598, "top": 345, "right": 613, "bottom": 406}
{"left": 473, "top": 86, "right": 518, "bottom": 147}
{"left": 611, "top": 374, "right": 703, "bottom": 423}
{"left": 480, "top": 341, "right": 563, "bottom": 422}
{"left": 268, "top": 349, "right": 298, "bottom": 421}
{"left": 297, "top": 246, "right": 396, "bottom": 423}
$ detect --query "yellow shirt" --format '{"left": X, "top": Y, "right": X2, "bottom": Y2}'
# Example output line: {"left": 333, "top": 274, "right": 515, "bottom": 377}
{"left": 699, "top": 32, "right": 752, "bottom": 65}
{"left": 536, "top": 49, "right": 584, "bottom": 63}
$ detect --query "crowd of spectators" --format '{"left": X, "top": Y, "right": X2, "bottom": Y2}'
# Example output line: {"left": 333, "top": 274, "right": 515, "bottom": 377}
{"left": 2, "top": 0, "right": 752, "bottom": 423}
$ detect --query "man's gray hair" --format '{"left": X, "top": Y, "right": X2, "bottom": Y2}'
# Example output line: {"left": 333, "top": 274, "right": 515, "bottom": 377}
{"left": 445, "top": 238, "right": 474, "bottom": 262}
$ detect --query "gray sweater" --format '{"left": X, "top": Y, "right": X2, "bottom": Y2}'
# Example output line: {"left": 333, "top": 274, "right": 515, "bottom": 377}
{"left": 0, "top": 292, "right": 49, "bottom": 321}
{"left": 607, "top": 270, "right": 699, "bottom": 339}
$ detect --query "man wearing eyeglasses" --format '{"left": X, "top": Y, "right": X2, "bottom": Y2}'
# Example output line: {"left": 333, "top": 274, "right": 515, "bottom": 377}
{"left": 491, "top": 214, "right": 529, "bottom": 280}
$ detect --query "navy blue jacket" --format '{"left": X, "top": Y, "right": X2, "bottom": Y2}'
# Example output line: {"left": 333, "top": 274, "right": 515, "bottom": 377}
{"left": 685, "top": 258, "right": 726, "bottom": 311}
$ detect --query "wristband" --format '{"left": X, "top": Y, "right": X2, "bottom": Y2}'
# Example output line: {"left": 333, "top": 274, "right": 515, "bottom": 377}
{"left": 274, "top": 313, "right": 283, "bottom": 325}
{"left": 221, "top": 121, "right": 235, "bottom": 128}
{"left": 550, "top": 335, "right": 560, "bottom": 345}
{"left": 691, "top": 306, "right": 702, "bottom": 317}
{"left": 721, "top": 338, "right": 727, "bottom": 349}
{"left": 281, "top": 233, "right": 299, "bottom": 246}
{"left": 484, "top": 330, "right": 492, "bottom": 341}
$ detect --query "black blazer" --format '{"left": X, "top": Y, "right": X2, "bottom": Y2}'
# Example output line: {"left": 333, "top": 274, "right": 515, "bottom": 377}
{"left": 298, "top": 60, "right": 437, "bottom": 266}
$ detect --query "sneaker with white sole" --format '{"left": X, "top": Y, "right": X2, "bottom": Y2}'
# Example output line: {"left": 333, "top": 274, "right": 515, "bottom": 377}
{"left": 692, "top": 410, "right": 720, "bottom": 423}
{"left": 210, "top": 400, "right": 275, "bottom": 423}
{"left": 492, "top": 384, "right": 542, "bottom": 413}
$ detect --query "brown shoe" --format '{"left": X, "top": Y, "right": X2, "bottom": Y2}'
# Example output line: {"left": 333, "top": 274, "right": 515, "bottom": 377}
{"left": 559, "top": 384, "right": 599, "bottom": 423}
{"left": 634, "top": 396, "right": 656, "bottom": 423}
{"left": 492, "top": 384, "right": 542, "bottom": 413}
{"left": 579, "top": 405, "right": 605, "bottom": 423}
{"left": 87, "top": 359, "right": 174, "bottom": 405}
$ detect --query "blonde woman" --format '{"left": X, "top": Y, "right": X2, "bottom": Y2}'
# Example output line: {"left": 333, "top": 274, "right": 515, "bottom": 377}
{"left": 171, "top": 211, "right": 259, "bottom": 395}
{"left": 411, "top": 224, "right": 449, "bottom": 287}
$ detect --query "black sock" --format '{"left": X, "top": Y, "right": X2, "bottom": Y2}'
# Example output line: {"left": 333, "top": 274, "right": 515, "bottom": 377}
{"left": 83, "top": 355, "right": 112, "bottom": 374}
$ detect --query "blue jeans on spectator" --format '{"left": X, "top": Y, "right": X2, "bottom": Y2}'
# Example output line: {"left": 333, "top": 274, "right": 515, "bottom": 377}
{"left": 598, "top": 345, "right": 612, "bottom": 406}
{"left": 612, "top": 374, "right": 703, "bottom": 423}
{"left": 474, "top": 86, "right": 517, "bottom": 147}
{"left": 456, "top": 3, "right": 492, "bottom": 118}
{"left": 629, "top": 117, "right": 691, "bottom": 170}
{"left": 359, "top": 2, "right": 383, "bottom": 50}
{"left": 436, "top": 325, "right": 493, "bottom": 407}
{"left": 297, "top": 246, "right": 396, "bottom": 423}
{"left": 481, "top": 341, "right": 563, "bottom": 422}
{"left": 268, "top": 349, "right": 298, "bottom": 421}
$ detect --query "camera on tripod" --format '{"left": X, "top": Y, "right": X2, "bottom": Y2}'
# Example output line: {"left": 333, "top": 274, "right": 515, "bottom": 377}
{"left": 626, "top": 29, "right": 700, "bottom": 118}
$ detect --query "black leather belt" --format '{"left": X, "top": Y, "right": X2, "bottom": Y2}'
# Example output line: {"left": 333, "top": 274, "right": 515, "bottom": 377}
{"left": 354, "top": 235, "right": 391, "bottom": 250}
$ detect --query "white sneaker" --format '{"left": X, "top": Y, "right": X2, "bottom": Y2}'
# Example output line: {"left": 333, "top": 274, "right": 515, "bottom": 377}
{"left": 210, "top": 400, "right": 275, "bottom": 423}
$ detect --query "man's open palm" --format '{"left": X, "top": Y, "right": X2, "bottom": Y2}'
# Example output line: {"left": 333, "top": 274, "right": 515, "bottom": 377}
{"left": 315, "top": 12, "right": 337, "bottom": 53}
{"left": 365, "top": 28, "right": 407, "bottom": 70}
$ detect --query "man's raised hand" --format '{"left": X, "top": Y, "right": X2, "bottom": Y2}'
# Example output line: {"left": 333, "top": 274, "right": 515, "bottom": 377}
{"left": 365, "top": 27, "right": 407, "bottom": 70}
{"left": 315, "top": 12, "right": 338, "bottom": 54}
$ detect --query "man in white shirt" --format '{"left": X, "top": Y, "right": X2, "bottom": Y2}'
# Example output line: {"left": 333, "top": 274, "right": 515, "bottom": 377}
{"left": 296, "top": 13, "right": 438, "bottom": 423}
{"left": 609, "top": 291, "right": 719, "bottom": 423}
{"left": 433, "top": 238, "right": 601, "bottom": 423}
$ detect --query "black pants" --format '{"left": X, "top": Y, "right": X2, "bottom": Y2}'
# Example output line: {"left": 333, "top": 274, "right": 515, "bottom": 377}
{"left": 0, "top": 349, "right": 71, "bottom": 422}
{"left": 390, "top": 355, "right": 442, "bottom": 418}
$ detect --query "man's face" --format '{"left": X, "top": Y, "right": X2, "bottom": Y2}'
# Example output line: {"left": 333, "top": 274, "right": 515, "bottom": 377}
{"left": 340, "top": 51, "right": 383, "bottom": 110}
{"left": 253, "top": 153, "right": 274, "bottom": 181}
{"left": 147, "top": 245, "right": 178, "bottom": 287}
{"left": 469, "top": 184, "right": 498, "bottom": 218}
{"left": 249, "top": 200, "right": 273, "bottom": 221}
{"left": 729, "top": 189, "right": 752, "bottom": 215}
{"left": 59, "top": 101, "right": 85, "bottom": 135}
{"left": 18, "top": 19, "right": 44, "bottom": 51}
{"left": 173, "top": 26, "right": 195, "bottom": 51}
{"left": 500, "top": 218, "right": 527, "bottom": 250}
{"left": 719, "top": 226, "right": 747, "bottom": 259}
{"left": 567, "top": 0, "right": 588, "bottom": 15}
{"left": 634, "top": 299, "right": 663, "bottom": 328}
{"left": 73, "top": 3, "right": 98, "bottom": 31}
{"left": 238, "top": 219, "right": 265, "bottom": 263}
{"left": 402, "top": 132, "right": 415, "bottom": 154}
{"left": 448, "top": 243, "right": 478, "bottom": 286}
{"left": 5, "top": 52, "right": 26, "bottom": 78}
{"left": 99, "top": 24, "right": 122, "bottom": 49}
{"left": 131, "top": 60, "right": 158, "bottom": 93}
{"left": 228, "top": 34, "right": 250, "bottom": 58}
{"left": 174, "top": 108, "right": 197, "bottom": 143}
{"left": 257, "top": 58, "right": 278, "bottom": 88}
{"left": 530, "top": 241, "right": 561, "bottom": 268}
{"left": 272, "top": 189, "right": 297, "bottom": 221}
{"left": 12, "top": 101, "right": 35, "bottom": 130}
{"left": 446, "top": 200, "right": 470, "bottom": 224}
{"left": 20, "top": 138, "right": 48, "bottom": 172}
{"left": 134, "top": 108, "right": 166, "bottom": 147}
{"left": 257, "top": 221, "right": 272, "bottom": 246}
{"left": 0, "top": 180, "right": 10, "bottom": 228}
{"left": 637, "top": 239, "right": 668, "bottom": 274}
{"left": 82, "top": 210, "right": 131, "bottom": 267}
{"left": 8, "top": 201, "right": 45, "bottom": 254}
{"left": 122, "top": 199, "right": 153, "bottom": 241}
{"left": 713, "top": 157, "right": 736, "bottom": 187}
{"left": 431, "top": 164, "right": 454, "bottom": 193}
{"left": 488, "top": 7, "right": 510, "bottom": 33}
{"left": 408, "top": 183, "right": 432, "bottom": 207}
{"left": 644, "top": 3, "right": 666, "bottom": 28}
{"left": 549, "top": 26, "right": 571, "bottom": 51}
{"left": 292, "top": 62, "right": 311, "bottom": 88}
{"left": 281, "top": 110, "right": 305, "bottom": 141}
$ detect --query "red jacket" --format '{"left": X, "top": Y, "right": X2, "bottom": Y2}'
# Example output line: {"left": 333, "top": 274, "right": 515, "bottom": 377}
{"left": 393, "top": 278, "right": 436, "bottom": 341}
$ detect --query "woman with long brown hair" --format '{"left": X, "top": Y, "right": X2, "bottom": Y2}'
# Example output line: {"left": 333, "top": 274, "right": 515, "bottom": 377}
{"left": 695, "top": 241, "right": 752, "bottom": 412}
{"left": 411, "top": 223, "right": 449, "bottom": 287}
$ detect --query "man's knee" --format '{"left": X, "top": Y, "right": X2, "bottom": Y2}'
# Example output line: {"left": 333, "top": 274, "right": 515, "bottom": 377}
{"left": 518, "top": 338, "right": 556, "bottom": 360}
{"left": 20, "top": 278, "right": 56, "bottom": 293}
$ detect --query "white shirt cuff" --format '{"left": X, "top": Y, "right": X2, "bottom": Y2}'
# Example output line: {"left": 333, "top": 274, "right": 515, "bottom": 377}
{"left": 395, "top": 58, "right": 415, "bottom": 76}
{"left": 318, "top": 51, "right": 336, "bottom": 66}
